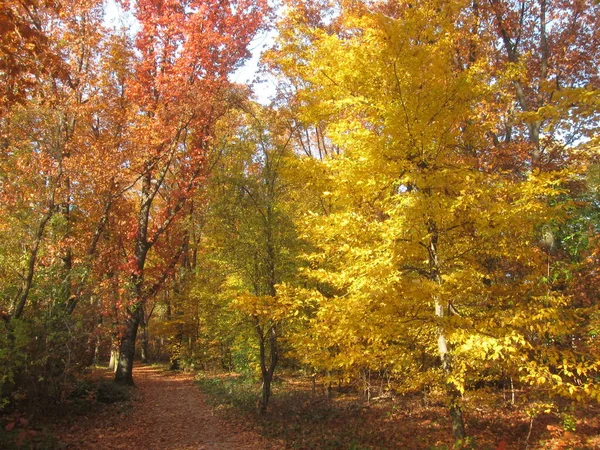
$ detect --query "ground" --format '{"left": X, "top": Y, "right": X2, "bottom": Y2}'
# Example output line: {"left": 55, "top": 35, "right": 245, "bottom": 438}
{"left": 54, "top": 366, "right": 286, "bottom": 450}
{"left": 195, "top": 373, "right": 600, "bottom": 450}
{"left": 39, "top": 366, "right": 600, "bottom": 450}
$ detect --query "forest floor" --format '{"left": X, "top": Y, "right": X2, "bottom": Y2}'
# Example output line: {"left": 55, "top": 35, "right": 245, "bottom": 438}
{"left": 50, "top": 365, "right": 286, "bottom": 449}
{"left": 4, "top": 365, "right": 598, "bottom": 449}
{"left": 196, "top": 372, "right": 600, "bottom": 450}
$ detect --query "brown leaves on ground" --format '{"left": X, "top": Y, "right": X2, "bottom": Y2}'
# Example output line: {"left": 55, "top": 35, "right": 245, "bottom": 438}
{"left": 53, "top": 366, "right": 286, "bottom": 450}
{"left": 48, "top": 368, "right": 600, "bottom": 450}
{"left": 197, "top": 374, "right": 600, "bottom": 450}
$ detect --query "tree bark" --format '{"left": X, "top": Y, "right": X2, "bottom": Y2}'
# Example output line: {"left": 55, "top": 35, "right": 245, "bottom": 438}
{"left": 93, "top": 334, "right": 101, "bottom": 366}
{"left": 115, "top": 170, "right": 151, "bottom": 385}
{"left": 115, "top": 306, "right": 141, "bottom": 385}
{"left": 257, "top": 323, "right": 278, "bottom": 414}
{"left": 11, "top": 208, "right": 53, "bottom": 320}
{"left": 140, "top": 326, "right": 149, "bottom": 364}
{"left": 140, "top": 305, "right": 149, "bottom": 364}
{"left": 108, "top": 345, "right": 119, "bottom": 372}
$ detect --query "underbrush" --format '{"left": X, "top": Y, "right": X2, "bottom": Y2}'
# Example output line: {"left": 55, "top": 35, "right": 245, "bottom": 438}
{"left": 0, "top": 369, "right": 131, "bottom": 449}
{"left": 196, "top": 373, "right": 600, "bottom": 450}
{"left": 0, "top": 414, "right": 59, "bottom": 450}
{"left": 65, "top": 378, "right": 130, "bottom": 409}
{"left": 196, "top": 373, "right": 442, "bottom": 449}
{"left": 196, "top": 374, "right": 258, "bottom": 411}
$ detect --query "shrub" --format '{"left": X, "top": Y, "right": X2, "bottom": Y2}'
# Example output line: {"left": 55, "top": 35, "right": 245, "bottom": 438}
{"left": 95, "top": 381, "right": 130, "bottom": 404}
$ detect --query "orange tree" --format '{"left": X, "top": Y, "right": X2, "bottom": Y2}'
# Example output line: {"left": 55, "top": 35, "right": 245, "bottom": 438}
{"left": 112, "top": 0, "right": 268, "bottom": 385}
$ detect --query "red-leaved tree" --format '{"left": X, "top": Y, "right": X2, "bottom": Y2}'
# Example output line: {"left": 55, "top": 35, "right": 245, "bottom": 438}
{"left": 113, "top": 0, "right": 268, "bottom": 384}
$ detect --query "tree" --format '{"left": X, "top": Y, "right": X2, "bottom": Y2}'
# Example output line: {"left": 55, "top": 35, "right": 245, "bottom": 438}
{"left": 112, "top": 0, "right": 268, "bottom": 385}
{"left": 0, "top": 0, "right": 134, "bottom": 408}
{"left": 0, "top": 0, "right": 67, "bottom": 112}
{"left": 479, "top": 0, "right": 600, "bottom": 165}
{"left": 205, "top": 105, "right": 303, "bottom": 412}
{"left": 268, "top": 0, "right": 600, "bottom": 439}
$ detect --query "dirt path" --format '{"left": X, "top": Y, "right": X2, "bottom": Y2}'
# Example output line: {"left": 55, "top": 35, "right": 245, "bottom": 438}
{"left": 56, "top": 366, "right": 286, "bottom": 450}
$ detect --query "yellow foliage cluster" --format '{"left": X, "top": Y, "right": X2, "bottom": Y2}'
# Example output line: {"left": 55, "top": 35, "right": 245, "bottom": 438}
{"left": 262, "top": 0, "right": 600, "bottom": 406}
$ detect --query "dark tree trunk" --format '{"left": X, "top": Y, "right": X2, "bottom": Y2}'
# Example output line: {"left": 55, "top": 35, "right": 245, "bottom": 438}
{"left": 450, "top": 394, "right": 466, "bottom": 439}
{"left": 169, "top": 336, "right": 181, "bottom": 371}
{"left": 261, "top": 374, "right": 272, "bottom": 413}
{"left": 257, "top": 323, "right": 278, "bottom": 414}
{"left": 115, "top": 306, "right": 141, "bottom": 385}
{"left": 114, "top": 170, "right": 151, "bottom": 385}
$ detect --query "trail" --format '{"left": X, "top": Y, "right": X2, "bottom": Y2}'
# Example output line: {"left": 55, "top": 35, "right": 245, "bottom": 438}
{"left": 57, "top": 366, "right": 286, "bottom": 450}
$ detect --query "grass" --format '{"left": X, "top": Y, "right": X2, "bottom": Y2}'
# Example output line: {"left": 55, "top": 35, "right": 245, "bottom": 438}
{"left": 196, "top": 374, "right": 258, "bottom": 411}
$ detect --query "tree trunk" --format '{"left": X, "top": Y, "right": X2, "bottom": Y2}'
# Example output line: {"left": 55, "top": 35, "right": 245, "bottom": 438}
{"left": 11, "top": 209, "right": 53, "bottom": 320}
{"left": 261, "top": 374, "right": 272, "bottom": 413}
{"left": 59, "top": 175, "right": 73, "bottom": 307}
{"left": 435, "top": 306, "right": 466, "bottom": 439}
{"left": 115, "top": 306, "right": 141, "bottom": 385}
{"left": 108, "top": 341, "right": 119, "bottom": 372}
{"left": 169, "top": 335, "right": 181, "bottom": 371}
{"left": 93, "top": 335, "right": 101, "bottom": 366}
{"left": 450, "top": 397, "right": 466, "bottom": 439}
{"left": 428, "top": 220, "right": 466, "bottom": 440}
{"left": 114, "top": 170, "right": 151, "bottom": 385}
{"left": 140, "top": 328, "right": 149, "bottom": 364}
{"left": 257, "top": 323, "right": 278, "bottom": 414}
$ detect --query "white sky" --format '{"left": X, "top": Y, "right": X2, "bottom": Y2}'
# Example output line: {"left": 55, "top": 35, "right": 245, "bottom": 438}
{"left": 230, "top": 28, "right": 278, "bottom": 105}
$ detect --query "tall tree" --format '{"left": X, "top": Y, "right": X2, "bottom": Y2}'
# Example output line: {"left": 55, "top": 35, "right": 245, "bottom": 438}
{"left": 206, "top": 105, "right": 302, "bottom": 412}
{"left": 268, "top": 0, "right": 600, "bottom": 439}
{"left": 113, "top": 0, "right": 267, "bottom": 385}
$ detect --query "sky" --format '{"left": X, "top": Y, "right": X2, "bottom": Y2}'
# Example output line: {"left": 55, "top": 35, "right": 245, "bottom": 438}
{"left": 231, "top": 28, "right": 279, "bottom": 105}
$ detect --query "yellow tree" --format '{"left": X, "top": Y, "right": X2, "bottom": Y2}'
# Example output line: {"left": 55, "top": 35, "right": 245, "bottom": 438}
{"left": 268, "top": 0, "right": 600, "bottom": 439}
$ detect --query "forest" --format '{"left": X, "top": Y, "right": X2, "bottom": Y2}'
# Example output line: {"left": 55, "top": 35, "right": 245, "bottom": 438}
{"left": 1, "top": 0, "right": 599, "bottom": 448}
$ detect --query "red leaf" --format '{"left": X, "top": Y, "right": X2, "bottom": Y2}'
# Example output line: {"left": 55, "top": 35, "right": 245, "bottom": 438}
{"left": 17, "top": 430, "right": 28, "bottom": 445}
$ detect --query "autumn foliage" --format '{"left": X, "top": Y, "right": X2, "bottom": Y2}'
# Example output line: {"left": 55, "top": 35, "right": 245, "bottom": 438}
{"left": 1, "top": 0, "right": 599, "bottom": 447}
